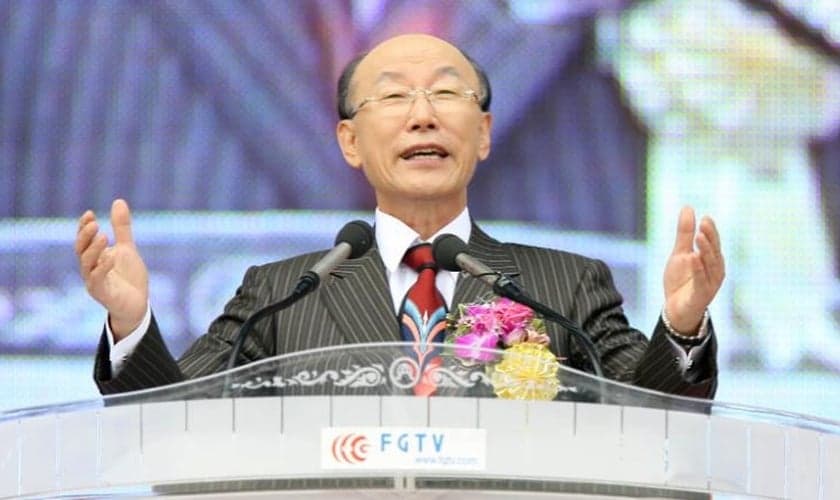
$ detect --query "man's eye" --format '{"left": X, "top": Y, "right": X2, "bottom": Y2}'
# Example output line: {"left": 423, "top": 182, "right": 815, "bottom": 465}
{"left": 433, "top": 89, "right": 459, "bottom": 99}
{"left": 381, "top": 92, "right": 409, "bottom": 102}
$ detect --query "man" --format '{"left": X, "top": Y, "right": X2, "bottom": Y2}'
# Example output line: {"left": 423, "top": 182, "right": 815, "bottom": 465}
{"left": 75, "top": 34, "right": 724, "bottom": 397}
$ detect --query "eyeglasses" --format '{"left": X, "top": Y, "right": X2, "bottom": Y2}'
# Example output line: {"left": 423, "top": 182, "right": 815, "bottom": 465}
{"left": 350, "top": 87, "right": 480, "bottom": 118}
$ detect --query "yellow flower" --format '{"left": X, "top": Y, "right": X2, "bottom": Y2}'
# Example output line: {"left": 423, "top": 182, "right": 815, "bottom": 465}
{"left": 488, "top": 342, "right": 560, "bottom": 400}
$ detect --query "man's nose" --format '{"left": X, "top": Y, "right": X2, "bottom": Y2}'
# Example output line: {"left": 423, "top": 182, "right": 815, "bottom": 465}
{"left": 406, "top": 94, "right": 438, "bottom": 130}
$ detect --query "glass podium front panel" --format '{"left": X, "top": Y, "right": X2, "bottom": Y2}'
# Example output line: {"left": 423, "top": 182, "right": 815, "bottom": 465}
{"left": 1, "top": 343, "right": 838, "bottom": 499}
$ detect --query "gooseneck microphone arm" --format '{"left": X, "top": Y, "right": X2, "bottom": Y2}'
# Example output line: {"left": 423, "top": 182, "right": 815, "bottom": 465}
{"left": 221, "top": 220, "right": 374, "bottom": 397}
{"left": 432, "top": 233, "right": 605, "bottom": 379}
{"left": 223, "top": 288, "right": 309, "bottom": 374}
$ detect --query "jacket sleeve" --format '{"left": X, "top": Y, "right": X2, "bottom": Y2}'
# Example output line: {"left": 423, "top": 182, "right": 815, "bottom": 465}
{"left": 92, "top": 264, "right": 275, "bottom": 395}
{"left": 93, "top": 315, "right": 183, "bottom": 395}
{"left": 569, "top": 259, "right": 718, "bottom": 398}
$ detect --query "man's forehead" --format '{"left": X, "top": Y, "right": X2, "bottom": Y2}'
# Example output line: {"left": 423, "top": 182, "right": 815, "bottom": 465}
{"left": 372, "top": 66, "right": 468, "bottom": 85}
{"left": 353, "top": 36, "right": 476, "bottom": 88}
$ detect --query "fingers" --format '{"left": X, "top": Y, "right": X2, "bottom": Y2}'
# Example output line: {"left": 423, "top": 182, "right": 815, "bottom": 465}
{"left": 695, "top": 225, "right": 725, "bottom": 285}
{"left": 668, "top": 208, "right": 725, "bottom": 290}
{"left": 77, "top": 209, "right": 96, "bottom": 233}
{"left": 78, "top": 232, "right": 108, "bottom": 278}
{"left": 88, "top": 246, "right": 116, "bottom": 286}
{"left": 671, "top": 206, "right": 696, "bottom": 254}
{"left": 74, "top": 211, "right": 99, "bottom": 256}
{"left": 111, "top": 199, "right": 135, "bottom": 246}
{"left": 76, "top": 208, "right": 108, "bottom": 279}
{"left": 699, "top": 215, "right": 721, "bottom": 255}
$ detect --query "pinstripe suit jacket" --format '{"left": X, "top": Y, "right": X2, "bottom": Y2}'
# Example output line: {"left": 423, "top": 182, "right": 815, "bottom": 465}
{"left": 94, "top": 223, "right": 717, "bottom": 398}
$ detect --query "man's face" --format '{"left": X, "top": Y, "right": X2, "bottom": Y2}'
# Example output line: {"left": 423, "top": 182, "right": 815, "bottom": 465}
{"left": 336, "top": 35, "right": 492, "bottom": 213}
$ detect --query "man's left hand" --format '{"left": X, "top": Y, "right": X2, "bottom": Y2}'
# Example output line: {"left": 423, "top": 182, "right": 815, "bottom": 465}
{"left": 663, "top": 206, "right": 725, "bottom": 334}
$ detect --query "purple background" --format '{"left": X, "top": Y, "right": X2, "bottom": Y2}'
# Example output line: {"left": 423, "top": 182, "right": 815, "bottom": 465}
{"left": 2, "top": 0, "right": 839, "bottom": 418}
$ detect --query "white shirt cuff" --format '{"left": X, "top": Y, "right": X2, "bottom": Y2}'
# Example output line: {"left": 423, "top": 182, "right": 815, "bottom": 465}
{"left": 106, "top": 304, "right": 152, "bottom": 376}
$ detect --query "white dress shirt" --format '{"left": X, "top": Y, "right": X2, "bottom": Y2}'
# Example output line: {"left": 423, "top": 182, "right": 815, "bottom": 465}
{"left": 374, "top": 207, "right": 471, "bottom": 313}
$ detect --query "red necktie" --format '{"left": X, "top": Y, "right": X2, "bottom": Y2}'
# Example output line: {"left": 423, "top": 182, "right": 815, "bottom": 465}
{"left": 398, "top": 243, "right": 448, "bottom": 396}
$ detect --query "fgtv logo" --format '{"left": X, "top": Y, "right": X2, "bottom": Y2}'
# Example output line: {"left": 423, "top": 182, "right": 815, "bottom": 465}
{"left": 330, "top": 433, "right": 370, "bottom": 464}
{"left": 321, "top": 427, "right": 486, "bottom": 471}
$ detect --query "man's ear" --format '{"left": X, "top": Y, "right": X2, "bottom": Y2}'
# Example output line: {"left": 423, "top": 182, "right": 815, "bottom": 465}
{"left": 477, "top": 112, "right": 492, "bottom": 161}
{"left": 336, "top": 120, "right": 362, "bottom": 168}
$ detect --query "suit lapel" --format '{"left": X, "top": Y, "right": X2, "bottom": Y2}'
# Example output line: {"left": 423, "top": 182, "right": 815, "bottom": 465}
{"left": 320, "top": 247, "right": 401, "bottom": 344}
{"left": 452, "top": 223, "right": 520, "bottom": 308}
{"left": 320, "top": 223, "right": 521, "bottom": 345}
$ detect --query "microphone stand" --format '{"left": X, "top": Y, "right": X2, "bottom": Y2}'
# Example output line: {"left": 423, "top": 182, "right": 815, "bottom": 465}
{"left": 217, "top": 218, "right": 373, "bottom": 399}
{"left": 220, "top": 273, "right": 318, "bottom": 398}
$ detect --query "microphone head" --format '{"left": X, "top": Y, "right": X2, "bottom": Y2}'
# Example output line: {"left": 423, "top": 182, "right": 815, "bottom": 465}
{"left": 335, "top": 220, "right": 374, "bottom": 258}
{"left": 432, "top": 233, "right": 468, "bottom": 272}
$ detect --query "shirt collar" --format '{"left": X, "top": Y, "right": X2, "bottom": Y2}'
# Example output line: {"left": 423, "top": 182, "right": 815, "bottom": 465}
{"left": 375, "top": 207, "right": 472, "bottom": 274}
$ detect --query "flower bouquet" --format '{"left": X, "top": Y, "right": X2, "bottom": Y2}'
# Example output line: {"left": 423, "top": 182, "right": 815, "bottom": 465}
{"left": 445, "top": 296, "right": 561, "bottom": 400}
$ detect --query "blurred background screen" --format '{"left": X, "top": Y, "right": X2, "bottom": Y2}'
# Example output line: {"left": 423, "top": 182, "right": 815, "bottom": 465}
{"left": 2, "top": 0, "right": 839, "bottom": 420}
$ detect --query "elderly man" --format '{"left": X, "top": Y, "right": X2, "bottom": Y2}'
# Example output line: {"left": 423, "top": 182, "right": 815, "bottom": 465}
{"left": 76, "top": 34, "right": 724, "bottom": 397}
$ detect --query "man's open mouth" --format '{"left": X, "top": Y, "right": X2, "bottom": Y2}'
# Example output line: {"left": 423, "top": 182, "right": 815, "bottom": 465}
{"left": 400, "top": 144, "right": 450, "bottom": 160}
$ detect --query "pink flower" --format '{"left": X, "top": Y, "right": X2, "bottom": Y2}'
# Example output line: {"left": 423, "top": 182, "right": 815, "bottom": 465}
{"left": 462, "top": 303, "right": 501, "bottom": 336}
{"left": 500, "top": 327, "right": 527, "bottom": 346}
{"left": 493, "top": 298, "right": 533, "bottom": 333}
{"left": 446, "top": 297, "right": 548, "bottom": 365}
{"left": 453, "top": 332, "right": 501, "bottom": 362}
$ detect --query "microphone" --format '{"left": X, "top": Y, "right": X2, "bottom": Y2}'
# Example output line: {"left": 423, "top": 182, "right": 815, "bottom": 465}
{"left": 433, "top": 233, "right": 526, "bottom": 299}
{"left": 290, "top": 220, "right": 375, "bottom": 296}
{"left": 222, "top": 220, "right": 374, "bottom": 394}
{"left": 432, "top": 233, "right": 605, "bottom": 379}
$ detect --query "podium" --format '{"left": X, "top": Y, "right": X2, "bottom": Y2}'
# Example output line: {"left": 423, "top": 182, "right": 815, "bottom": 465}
{"left": 1, "top": 342, "right": 838, "bottom": 499}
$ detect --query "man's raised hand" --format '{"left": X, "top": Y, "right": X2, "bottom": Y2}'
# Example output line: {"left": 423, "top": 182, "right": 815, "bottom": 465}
{"left": 662, "top": 206, "right": 725, "bottom": 334}
{"left": 75, "top": 199, "right": 149, "bottom": 340}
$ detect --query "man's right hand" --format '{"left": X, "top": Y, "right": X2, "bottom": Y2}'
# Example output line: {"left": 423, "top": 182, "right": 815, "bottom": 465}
{"left": 75, "top": 199, "right": 149, "bottom": 341}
